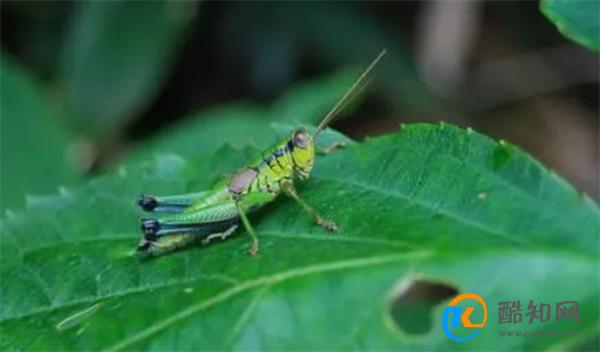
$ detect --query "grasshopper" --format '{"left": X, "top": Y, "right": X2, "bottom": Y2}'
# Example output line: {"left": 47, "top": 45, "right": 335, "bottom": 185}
{"left": 136, "top": 49, "right": 386, "bottom": 257}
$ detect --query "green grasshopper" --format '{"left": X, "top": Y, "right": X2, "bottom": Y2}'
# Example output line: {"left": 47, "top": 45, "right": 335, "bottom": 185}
{"left": 136, "top": 50, "right": 386, "bottom": 257}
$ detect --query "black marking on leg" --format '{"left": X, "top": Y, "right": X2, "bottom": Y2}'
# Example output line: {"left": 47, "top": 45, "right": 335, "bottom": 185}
{"left": 141, "top": 218, "right": 160, "bottom": 240}
{"left": 137, "top": 240, "right": 153, "bottom": 252}
{"left": 138, "top": 195, "right": 158, "bottom": 212}
{"left": 139, "top": 217, "right": 240, "bottom": 240}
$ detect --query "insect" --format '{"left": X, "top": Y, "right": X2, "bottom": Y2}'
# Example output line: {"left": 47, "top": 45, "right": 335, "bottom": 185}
{"left": 136, "top": 49, "right": 386, "bottom": 257}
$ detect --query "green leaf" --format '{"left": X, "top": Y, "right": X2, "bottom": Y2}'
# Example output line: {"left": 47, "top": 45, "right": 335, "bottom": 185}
{"left": 1, "top": 123, "right": 598, "bottom": 350}
{"left": 123, "top": 71, "right": 359, "bottom": 164}
{"left": 0, "top": 54, "right": 78, "bottom": 213}
{"left": 541, "top": 0, "right": 600, "bottom": 51}
{"left": 60, "top": 0, "right": 195, "bottom": 135}
{"left": 124, "top": 103, "right": 271, "bottom": 164}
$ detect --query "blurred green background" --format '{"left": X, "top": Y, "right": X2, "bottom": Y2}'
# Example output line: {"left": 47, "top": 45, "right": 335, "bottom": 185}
{"left": 1, "top": 0, "right": 598, "bottom": 213}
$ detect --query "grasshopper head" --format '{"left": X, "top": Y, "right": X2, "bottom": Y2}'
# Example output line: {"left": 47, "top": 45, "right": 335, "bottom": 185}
{"left": 289, "top": 128, "right": 315, "bottom": 180}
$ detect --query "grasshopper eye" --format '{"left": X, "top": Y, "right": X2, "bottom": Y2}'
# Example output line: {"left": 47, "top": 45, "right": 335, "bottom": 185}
{"left": 293, "top": 130, "right": 309, "bottom": 149}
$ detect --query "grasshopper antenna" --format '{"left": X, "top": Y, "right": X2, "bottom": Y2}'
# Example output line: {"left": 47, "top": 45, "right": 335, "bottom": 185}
{"left": 314, "top": 48, "right": 387, "bottom": 138}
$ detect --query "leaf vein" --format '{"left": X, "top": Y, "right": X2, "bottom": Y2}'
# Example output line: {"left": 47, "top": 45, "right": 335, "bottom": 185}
{"left": 103, "top": 251, "right": 431, "bottom": 351}
{"left": 0, "top": 274, "right": 237, "bottom": 322}
{"left": 314, "top": 175, "right": 530, "bottom": 246}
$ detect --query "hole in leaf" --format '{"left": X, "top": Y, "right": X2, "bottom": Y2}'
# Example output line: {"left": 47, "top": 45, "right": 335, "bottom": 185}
{"left": 388, "top": 279, "right": 458, "bottom": 335}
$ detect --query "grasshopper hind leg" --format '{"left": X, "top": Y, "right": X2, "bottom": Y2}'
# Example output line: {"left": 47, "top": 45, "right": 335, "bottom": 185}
{"left": 137, "top": 191, "right": 212, "bottom": 213}
{"left": 139, "top": 217, "right": 238, "bottom": 240}
{"left": 137, "top": 195, "right": 189, "bottom": 213}
{"left": 234, "top": 200, "right": 260, "bottom": 256}
{"left": 137, "top": 232, "right": 197, "bottom": 258}
{"left": 140, "top": 218, "right": 160, "bottom": 240}
{"left": 138, "top": 195, "right": 159, "bottom": 211}
{"left": 138, "top": 224, "right": 239, "bottom": 258}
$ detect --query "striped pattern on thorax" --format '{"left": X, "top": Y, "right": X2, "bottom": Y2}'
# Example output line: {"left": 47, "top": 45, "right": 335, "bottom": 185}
{"left": 250, "top": 141, "right": 295, "bottom": 194}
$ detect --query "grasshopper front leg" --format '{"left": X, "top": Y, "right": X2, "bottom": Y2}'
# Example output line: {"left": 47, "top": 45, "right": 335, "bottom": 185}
{"left": 317, "top": 141, "right": 346, "bottom": 155}
{"left": 280, "top": 179, "right": 338, "bottom": 232}
{"left": 202, "top": 224, "right": 239, "bottom": 245}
